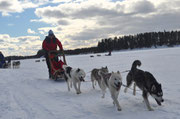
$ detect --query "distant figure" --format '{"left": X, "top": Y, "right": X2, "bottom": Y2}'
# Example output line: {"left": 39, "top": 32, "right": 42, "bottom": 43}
{"left": 35, "top": 60, "right": 40, "bottom": 62}
{"left": 108, "top": 50, "right": 112, "bottom": 56}
{"left": 105, "top": 50, "right": 112, "bottom": 56}
{"left": 0, "top": 51, "right": 5, "bottom": 68}
{"left": 42, "top": 30, "right": 66, "bottom": 79}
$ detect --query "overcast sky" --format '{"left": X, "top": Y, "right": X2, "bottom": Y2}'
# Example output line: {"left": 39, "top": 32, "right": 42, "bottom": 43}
{"left": 0, "top": 0, "right": 180, "bottom": 56}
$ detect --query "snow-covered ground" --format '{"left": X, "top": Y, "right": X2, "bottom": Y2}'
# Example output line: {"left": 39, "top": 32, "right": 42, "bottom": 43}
{"left": 1, "top": 47, "right": 180, "bottom": 119}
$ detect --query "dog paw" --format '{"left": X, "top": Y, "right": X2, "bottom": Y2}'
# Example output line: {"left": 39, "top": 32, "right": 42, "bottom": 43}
{"left": 118, "top": 108, "right": 122, "bottom": 111}
{"left": 77, "top": 92, "right": 81, "bottom": 94}
{"left": 148, "top": 108, "right": 154, "bottom": 111}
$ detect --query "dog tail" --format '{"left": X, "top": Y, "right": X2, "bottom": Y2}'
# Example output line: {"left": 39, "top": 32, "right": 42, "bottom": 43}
{"left": 131, "top": 60, "right": 141, "bottom": 72}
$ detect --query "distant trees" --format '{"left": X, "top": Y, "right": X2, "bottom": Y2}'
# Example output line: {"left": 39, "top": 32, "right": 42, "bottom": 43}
{"left": 5, "top": 55, "right": 37, "bottom": 61}
{"left": 63, "top": 30, "right": 180, "bottom": 55}
{"left": 64, "top": 47, "right": 97, "bottom": 55}
{"left": 97, "top": 30, "right": 180, "bottom": 52}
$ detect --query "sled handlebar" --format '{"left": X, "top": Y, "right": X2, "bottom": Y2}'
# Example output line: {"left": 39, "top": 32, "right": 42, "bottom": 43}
{"left": 48, "top": 50, "right": 62, "bottom": 55}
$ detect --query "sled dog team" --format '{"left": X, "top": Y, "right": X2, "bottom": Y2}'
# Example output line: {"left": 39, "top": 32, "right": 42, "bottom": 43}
{"left": 62, "top": 60, "right": 164, "bottom": 111}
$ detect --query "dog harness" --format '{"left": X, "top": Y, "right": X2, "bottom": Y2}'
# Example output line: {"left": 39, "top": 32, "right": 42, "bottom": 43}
{"left": 66, "top": 66, "right": 72, "bottom": 78}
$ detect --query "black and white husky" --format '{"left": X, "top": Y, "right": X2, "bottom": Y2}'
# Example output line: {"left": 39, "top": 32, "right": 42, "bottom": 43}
{"left": 99, "top": 71, "right": 122, "bottom": 111}
{"left": 63, "top": 65, "right": 86, "bottom": 94}
{"left": 124, "top": 60, "right": 164, "bottom": 111}
{"left": 91, "top": 66, "right": 109, "bottom": 89}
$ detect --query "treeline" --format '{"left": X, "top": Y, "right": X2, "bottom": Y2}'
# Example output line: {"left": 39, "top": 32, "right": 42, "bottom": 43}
{"left": 64, "top": 47, "right": 97, "bottom": 55}
{"left": 64, "top": 30, "right": 180, "bottom": 54}
{"left": 6, "top": 30, "right": 180, "bottom": 60}
{"left": 97, "top": 30, "right": 180, "bottom": 52}
{"left": 35, "top": 47, "right": 97, "bottom": 57}
{"left": 5, "top": 55, "right": 38, "bottom": 61}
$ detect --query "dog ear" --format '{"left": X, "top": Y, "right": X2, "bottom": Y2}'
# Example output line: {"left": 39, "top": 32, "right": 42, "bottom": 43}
{"left": 151, "top": 84, "right": 156, "bottom": 92}
{"left": 117, "top": 71, "right": 120, "bottom": 74}
{"left": 76, "top": 68, "right": 80, "bottom": 72}
{"left": 105, "top": 73, "right": 111, "bottom": 79}
{"left": 112, "top": 71, "right": 114, "bottom": 74}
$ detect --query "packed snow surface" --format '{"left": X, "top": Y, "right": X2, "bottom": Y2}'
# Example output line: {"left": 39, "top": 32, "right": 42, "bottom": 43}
{"left": 0, "top": 47, "right": 180, "bottom": 119}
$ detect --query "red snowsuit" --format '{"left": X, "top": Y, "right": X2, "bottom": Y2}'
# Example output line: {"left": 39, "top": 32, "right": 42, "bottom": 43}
{"left": 42, "top": 36, "right": 63, "bottom": 51}
{"left": 51, "top": 58, "right": 64, "bottom": 75}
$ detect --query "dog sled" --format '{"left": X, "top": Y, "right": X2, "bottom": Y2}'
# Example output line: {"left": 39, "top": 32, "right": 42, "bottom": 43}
{"left": 48, "top": 50, "right": 67, "bottom": 81}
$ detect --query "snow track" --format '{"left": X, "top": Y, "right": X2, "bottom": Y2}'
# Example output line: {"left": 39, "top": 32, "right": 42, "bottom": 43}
{"left": 0, "top": 47, "right": 180, "bottom": 119}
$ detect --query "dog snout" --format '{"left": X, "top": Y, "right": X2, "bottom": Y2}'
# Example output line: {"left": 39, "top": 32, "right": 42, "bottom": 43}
{"left": 118, "top": 82, "right": 122, "bottom": 86}
{"left": 159, "top": 97, "right": 164, "bottom": 102}
{"left": 80, "top": 76, "right": 85, "bottom": 82}
{"left": 116, "top": 82, "right": 122, "bottom": 88}
{"left": 158, "top": 97, "right": 164, "bottom": 103}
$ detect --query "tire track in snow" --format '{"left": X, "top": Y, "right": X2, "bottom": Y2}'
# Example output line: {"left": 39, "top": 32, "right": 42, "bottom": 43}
{"left": 8, "top": 81, "right": 59, "bottom": 119}
{"left": 1, "top": 70, "right": 59, "bottom": 119}
{"left": 0, "top": 84, "right": 11, "bottom": 118}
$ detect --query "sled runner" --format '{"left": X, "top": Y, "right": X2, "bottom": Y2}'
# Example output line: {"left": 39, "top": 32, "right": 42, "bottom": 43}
{"left": 48, "top": 50, "right": 66, "bottom": 81}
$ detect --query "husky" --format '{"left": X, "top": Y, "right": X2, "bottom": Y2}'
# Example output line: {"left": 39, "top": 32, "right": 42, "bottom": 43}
{"left": 3, "top": 61, "right": 11, "bottom": 68}
{"left": 124, "top": 60, "right": 164, "bottom": 111}
{"left": 99, "top": 71, "right": 122, "bottom": 111}
{"left": 91, "top": 66, "right": 108, "bottom": 89}
{"left": 12, "top": 61, "right": 20, "bottom": 69}
{"left": 63, "top": 65, "right": 86, "bottom": 94}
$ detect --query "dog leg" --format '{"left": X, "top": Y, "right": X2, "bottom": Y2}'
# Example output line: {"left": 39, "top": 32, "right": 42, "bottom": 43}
{"left": 133, "top": 82, "right": 136, "bottom": 96}
{"left": 65, "top": 75, "right": 71, "bottom": 91}
{"left": 95, "top": 80, "right": 97, "bottom": 87}
{"left": 73, "top": 81, "right": 80, "bottom": 94}
{"left": 142, "top": 91, "right": 154, "bottom": 111}
{"left": 111, "top": 92, "right": 121, "bottom": 111}
{"left": 70, "top": 79, "right": 73, "bottom": 88}
{"left": 101, "top": 81, "right": 106, "bottom": 98}
{"left": 97, "top": 80, "right": 101, "bottom": 89}
{"left": 78, "top": 81, "right": 81, "bottom": 94}
{"left": 102, "top": 89, "right": 106, "bottom": 98}
{"left": 66, "top": 79, "right": 70, "bottom": 91}
{"left": 102, "top": 87, "right": 107, "bottom": 98}
{"left": 92, "top": 80, "right": 95, "bottom": 89}
{"left": 91, "top": 77, "right": 95, "bottom": 89}
{"left": 124, "top": 82, "right": 132, "bottom": 93}
{"left": 124, "top": 74, "right": 133, "bottom": 93}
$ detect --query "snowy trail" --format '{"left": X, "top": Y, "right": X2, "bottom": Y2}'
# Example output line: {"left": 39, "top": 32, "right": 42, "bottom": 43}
{"left": 0, "top": 47, "right": 180, "bottom": 119}
{"left": 0, "top": 70, "right": 58, "bottom": 119}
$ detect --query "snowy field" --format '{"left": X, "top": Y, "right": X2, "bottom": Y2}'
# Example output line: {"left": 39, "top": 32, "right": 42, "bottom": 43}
{"left": 0, "top": 47, "right": 180, "bottom": 119}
